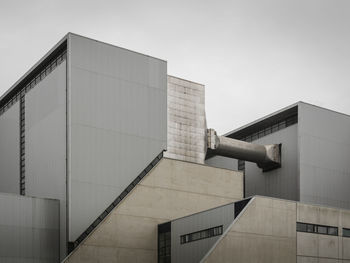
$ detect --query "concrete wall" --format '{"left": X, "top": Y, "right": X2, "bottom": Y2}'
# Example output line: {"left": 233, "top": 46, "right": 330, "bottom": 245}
{"left": 245, "top": 124, "right": 299, "bottom": 201}
{"left": 0, "top": 102, "right": 20, "bottom": 194}
{"left": 165, "top": 76, "right": 206, "bottom": 164}
{"left": 64, "top": 158, "right": 243, "bottom": 262}
{"left": 202, "top": 197, "right": 350, "bottom": 263}
{"left": 298, "top": 102, "right": 350, "bottom": 209}
{"left": 0, "top": 193, "right": 59, "bottom": 262}
{"left": 171, "top": 203, "right": 235, "bottom": 263}
{"left": 68, "top": 33, "right": 167, "bottom": 241}
{"left": 297, "top": 202, "right": 350, "bottom": 262}
{"left": 25, "top": 60, "right": 67, "bottom": 259}
{"left": 203, "top": 196, "right": 297, "bottom": 263}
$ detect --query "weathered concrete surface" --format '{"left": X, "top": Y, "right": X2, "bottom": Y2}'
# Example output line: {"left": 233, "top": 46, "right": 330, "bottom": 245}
{"left": 297, "top": 203, "right": 350, "bottom": 262}
{"left": 203, "top": 196, "right": 297, "bottom": 263}
{"left": 165, "top": 76, "right": 207, "bottom": 164}
{"left": 64, "top": 158, "right": 243, "bottom": 262}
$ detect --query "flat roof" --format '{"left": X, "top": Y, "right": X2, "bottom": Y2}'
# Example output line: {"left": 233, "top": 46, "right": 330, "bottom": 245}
{"left": 224, "top": 101, "right": 350, "bottom": 139}
{"left": 0, "top": 33, "right": 167, "bottom": 109}
{"left": 0, "top": 34, "right": 68, "bottom": 109}
{"left": 224, "top": 102, "right": 299, "bottom": 139}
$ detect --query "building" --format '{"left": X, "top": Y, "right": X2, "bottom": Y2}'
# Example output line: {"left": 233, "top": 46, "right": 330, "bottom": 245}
{"left": 0, "top": 33, "right": 350, "bottom": 262}
{"left": 225, "top": 102, "right": 350, "bottom": 209}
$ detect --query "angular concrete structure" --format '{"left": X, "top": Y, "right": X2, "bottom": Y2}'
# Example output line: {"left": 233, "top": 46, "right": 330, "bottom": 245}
{"left": 63, "top": 158, "right": 243, "bottom": 262}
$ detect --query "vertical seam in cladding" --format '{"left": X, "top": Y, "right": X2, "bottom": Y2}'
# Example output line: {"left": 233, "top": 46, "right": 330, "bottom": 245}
{"left": 65, "top": 36, "right": 71, "bottom": 257}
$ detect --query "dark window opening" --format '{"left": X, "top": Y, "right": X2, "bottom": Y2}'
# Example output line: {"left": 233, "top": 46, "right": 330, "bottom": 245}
{"left": 239, "top": 114, "right": 297, "bottom": 142}
{"left": 238, "top": 160, "right": 245, "bottom": 171}
{"left": 158, "top": 222, "right": 171, "bottom": 263}
{"left": 343, "top": 228, "right": 350, "bottom": 237}
{"left": 180, "top": 225, "right": 223, "bottom": 245}
{"left": 297, "top": 222, "right": 338, "bottom": 236}
{"left": 234, "top": 198, "right": 251, "bottom": 218}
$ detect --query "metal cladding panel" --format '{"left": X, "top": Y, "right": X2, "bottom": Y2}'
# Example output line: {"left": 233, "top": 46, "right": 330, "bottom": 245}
{"left": 165, "top": 76, "right": 207, "bottom": 164}
{"left": 68, "top": 34, "right": 167, "bottom": 241}
{"left": 0, "top": 193, "right": 59, "bottom": 262}
{"left": 244, "top": 124, "right": 298, "bottom": 201}
{"left": 205, "top": 155, "right": 238, "bottom": 170}
{"left": 25, "top": 61, "right": 67, "bottom": 259}
{"left": 171, "top": 203, "right": 235, "bottom": 263}
{"left": 0, "top": 102, "right": 20, "bottom": 194}
{"left": 298, "top": 102, "right": 350, "bottom": 209}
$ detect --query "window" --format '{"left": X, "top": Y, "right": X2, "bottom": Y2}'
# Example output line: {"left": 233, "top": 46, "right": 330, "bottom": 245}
{"left": 0, "top": 49, "right": 67, "bottom": 117}
{"left": 158, "top": 222, "right": 171, "bottom": 263}
{"left": 343, "top": 228, "right": 350, "bottom": 237}
{"left": 238, "top": 160, "right": 245, "bottom": 171}
{"left": 180, "top": 225, "right": 223, "bottom": 245}
{"left": 297, "top": 222, "right": 338, "bottom": 236}
{"left": 317, "top": 225, "right": 327, "bottom": 235}
{"left": 239, "top": 114, "right": 297, "bottom": 142}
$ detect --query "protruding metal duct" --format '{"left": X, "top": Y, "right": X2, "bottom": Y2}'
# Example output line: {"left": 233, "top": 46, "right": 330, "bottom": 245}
{"left": 207, "top": 129, "right": 281, "bottom": 172}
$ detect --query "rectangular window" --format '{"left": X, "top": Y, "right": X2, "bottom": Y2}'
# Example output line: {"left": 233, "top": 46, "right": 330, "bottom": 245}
{"left": 328, "top": 227, "right": 338, "bottom": 236}
{"left": 180, "top": 225, "right": 223, "bottom": 245}
{"left": 158, "top": 222, "right": 171, "bottom": 263}
{"left": 317, "top": 226, "right": 327, "bottom": 235}
{"left": 343, "top": 228, "right": 350, "bottom": 237}
{"left": 296, "top": 222, "right": 307, "bottom": 232}
{"left": 297, "top": 222, "right": 338, "bottom": 236}
{"left": 238, "top": 160, "right": 245, "bottom": 171}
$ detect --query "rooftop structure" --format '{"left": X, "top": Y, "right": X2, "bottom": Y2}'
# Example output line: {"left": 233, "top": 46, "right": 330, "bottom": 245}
{"left": 0, "top": 33, "right": 350, "bottom": 263}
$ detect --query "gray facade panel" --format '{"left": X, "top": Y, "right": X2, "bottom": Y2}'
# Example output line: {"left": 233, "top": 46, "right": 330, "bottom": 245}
{"left": 68, "top": 34, "right": 167, "bottom": 241}
{"left": 171, "top": 203, "right": 235, "bottom": 263}
{"left": 0, "top": 193, "right": 59, "bottom": 262}
{"left": 25, "top": 61, "right": 67, "bottom": 259}
{"left": 299, "top": 102, "right": 350, "bottom": 209}
{"left": 205, "top": 155, "right": 238, "bottom": 171}
{"left": 0, "top": 102, "right": 20, "bottom": 194}
{"left": 245, "top": 124, "right": 298, "bottom": 201}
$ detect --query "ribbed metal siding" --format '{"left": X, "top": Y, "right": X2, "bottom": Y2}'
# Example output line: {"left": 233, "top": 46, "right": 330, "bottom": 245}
{"left": 25, "top": 61, "right": 67, "bottom": 260}
{"left": 298, "top": 102, "right": 350, "bottom": 209}
{"left": 0, "top": 102, "right": 20, "bottom": 194}
{"left": 68, "top": 34, "right": 167, "bottom": 241}
{"left": 244, "top": 124, "right": 298, "bottom": 201}
{"left": 171, "top": 203, "right": 235, "bottom": 263}
{"left": 0, "top": 193, "right": 59, "bottom": 262}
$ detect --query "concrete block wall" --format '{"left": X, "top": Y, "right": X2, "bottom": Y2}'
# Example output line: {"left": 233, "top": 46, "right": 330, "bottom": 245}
{"left": 64, "top": 158, "right": 243, "bottom": 262}
{"left": 165, "top": 76, "right": 207, "bottom": 164}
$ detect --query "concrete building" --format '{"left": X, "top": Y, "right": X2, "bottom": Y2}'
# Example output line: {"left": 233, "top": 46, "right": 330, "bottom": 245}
{"left": 1, "top": 33, "right": 350, "bottom": 262}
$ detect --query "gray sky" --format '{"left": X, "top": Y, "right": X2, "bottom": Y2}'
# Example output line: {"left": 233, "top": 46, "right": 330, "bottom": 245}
{"left": 1, "top": 0, "right": 349, "bottom": 134}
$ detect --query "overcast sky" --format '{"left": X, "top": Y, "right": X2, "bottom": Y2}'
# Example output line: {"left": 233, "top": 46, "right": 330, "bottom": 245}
{"left": 1, "top": 0, "right": 349, "bottom": 134}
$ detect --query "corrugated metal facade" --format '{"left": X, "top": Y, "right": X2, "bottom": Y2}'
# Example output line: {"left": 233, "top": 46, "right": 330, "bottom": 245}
{"left": 0, "top": 193, "right": 59, "bottom": 262}
{"left": 171, "top": 203, "right": 235, "bottom": 263}
{"left": 244, "top": 124, "right": 298, "bottom": 201}
{"left": 68, "top": 34, "right": 167, "bottom": 241}
{"left": 25, "top": 61, "right": 67, "bottom": 259}
{"left": 0, "top": 102, "right": 20, "bottom": 194}
{"left": 298, "top": 102, "right": 350, "bottom": 209}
